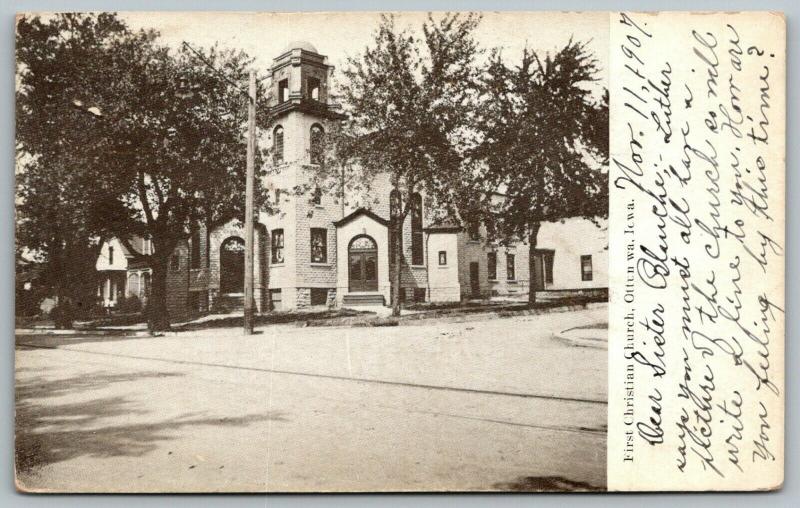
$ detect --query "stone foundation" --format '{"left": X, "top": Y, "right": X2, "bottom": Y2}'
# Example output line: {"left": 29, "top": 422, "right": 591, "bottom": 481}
{"left": 296, "top": 288, "right": 311, "bottom": 308}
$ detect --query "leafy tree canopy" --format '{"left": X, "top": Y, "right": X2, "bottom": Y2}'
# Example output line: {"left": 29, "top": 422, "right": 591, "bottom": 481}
{"left": 16, "top": 13, "right": 271, "bottom": 329}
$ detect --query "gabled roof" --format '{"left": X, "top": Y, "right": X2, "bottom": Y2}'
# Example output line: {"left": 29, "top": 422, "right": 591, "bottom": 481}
{"left": 107, "top": 235, "right": 146, "bottom": 258}
{"left": 333, "top": 208, "right": 389, "bottom": 228}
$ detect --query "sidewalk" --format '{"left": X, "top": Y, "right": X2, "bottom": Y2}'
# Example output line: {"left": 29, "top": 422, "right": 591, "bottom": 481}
{"left": 17, "top": 295, "right": 608, "bottom": 336}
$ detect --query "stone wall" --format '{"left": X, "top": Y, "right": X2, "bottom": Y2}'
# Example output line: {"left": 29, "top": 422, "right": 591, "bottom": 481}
{"left": 294, "top": 166, "right": 340, "bottom": 291}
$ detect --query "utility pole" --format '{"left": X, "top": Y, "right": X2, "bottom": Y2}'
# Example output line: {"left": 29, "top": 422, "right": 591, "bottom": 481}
{"left": 243, "top": 70, "right": 256, "bottom": 335}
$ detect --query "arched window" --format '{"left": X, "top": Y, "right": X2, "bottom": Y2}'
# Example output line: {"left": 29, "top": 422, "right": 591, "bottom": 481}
{"left": 278, "top": 79, "right": 289, "bottom": 103}
{"left": 410, "top": 192, "right": 423, "bottom": 265}
{"left": 273, "top": 125, "right": 284, "bottom": 163}
{"left": 389, "top": 189, "right": 401, "bottom": 264}
{"left": 310, "top": 123, "right": 324, "bottom": 164}
{"left": 307, "top": 77, "right": 321, "bottom": 101}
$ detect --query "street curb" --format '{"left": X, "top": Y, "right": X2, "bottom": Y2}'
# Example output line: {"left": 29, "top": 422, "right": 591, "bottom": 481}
{"left": 15, "top": 328, "right": 176, "bottom": 338}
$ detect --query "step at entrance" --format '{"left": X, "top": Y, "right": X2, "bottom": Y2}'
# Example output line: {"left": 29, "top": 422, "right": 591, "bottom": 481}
{"left": 342, "top": 293, "right": 386, "bottom": 307}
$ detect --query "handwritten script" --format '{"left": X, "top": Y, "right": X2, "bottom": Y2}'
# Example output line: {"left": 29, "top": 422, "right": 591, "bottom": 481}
{"left": 609, "top": 11, "right": 784, "bottom": 491}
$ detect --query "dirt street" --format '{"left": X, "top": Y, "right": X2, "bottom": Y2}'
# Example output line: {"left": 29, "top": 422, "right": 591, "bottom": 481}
{"left": 15, "top": 306, "right": 607, "bottom": 492}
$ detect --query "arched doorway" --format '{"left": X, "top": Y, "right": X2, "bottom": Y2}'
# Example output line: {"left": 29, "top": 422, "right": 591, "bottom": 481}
{"left": 220, "top": 236, "right": 245, "bottom": 294}
{"left": 348, "top": 235, "right": 378, "bottom": 292}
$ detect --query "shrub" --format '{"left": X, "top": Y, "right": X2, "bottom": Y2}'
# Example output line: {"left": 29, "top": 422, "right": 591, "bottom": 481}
{"left": 116, "top": 295, "right": 143, "bottom": 314}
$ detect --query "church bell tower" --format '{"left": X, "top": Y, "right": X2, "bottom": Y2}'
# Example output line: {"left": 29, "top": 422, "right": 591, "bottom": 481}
{"left": 262, "top": 41, "right": 344, "bottom": 309}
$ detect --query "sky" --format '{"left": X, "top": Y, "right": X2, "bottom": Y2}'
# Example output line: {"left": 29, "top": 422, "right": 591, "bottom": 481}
{"left": 120, "top": 11, "right": 609, "bottom": 95}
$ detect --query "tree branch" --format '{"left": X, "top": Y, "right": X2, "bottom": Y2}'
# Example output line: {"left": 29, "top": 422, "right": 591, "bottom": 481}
{"left": 136, "top": 171, "right": 155, "bottom": 226}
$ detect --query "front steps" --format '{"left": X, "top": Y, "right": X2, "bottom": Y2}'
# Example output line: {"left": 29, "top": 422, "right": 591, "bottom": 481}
{"left": 342, "top": 293, "right": 386, "bottom": 307}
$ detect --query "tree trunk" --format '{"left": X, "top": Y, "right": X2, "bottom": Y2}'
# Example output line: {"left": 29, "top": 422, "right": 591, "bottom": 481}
{"left": 51, "top": 242, "right": 74, "bottom": 329}
{"left": 528, "top": 222, "right": 541, "bottom": 307}
{"left": 53, "top": 286, "right": 74, "bottom": 329}
{"left": 147, "top": 258, "right": 171, "bottom": 332}
{"left": 391, "top": 220, "right": 403, "bottom": 317}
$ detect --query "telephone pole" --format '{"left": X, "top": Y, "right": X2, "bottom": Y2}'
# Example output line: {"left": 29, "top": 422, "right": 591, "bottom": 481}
{"left": 243, "top": 70, "right": 256, "bottom": 335}
{"left": 179, "top": 43, "right": 259, "bottom": 334}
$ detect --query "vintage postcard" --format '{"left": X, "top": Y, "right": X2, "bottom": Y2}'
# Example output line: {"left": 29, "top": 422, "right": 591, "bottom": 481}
{"left": 13, "top": 11, "right": 784, "bottom": 492}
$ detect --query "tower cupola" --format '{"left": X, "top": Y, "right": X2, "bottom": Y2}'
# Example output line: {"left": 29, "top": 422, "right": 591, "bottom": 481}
{"left": 270, "top": 41, "right": 342, "bottom": 120}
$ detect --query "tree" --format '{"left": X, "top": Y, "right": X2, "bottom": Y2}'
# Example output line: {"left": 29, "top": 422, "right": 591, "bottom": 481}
{"left": 16, "top": 14, "right": 132, "bottom": 327}
{"left": 16, "top": 13, "right": 271, "bottom": 331}
{"left": 16, "top": 157, "right": 102, "bottom": 327}
{"left": 476, "top": 40, "right": 609, "bottom": 305}
{"left": 336, "top": 13, "right": 483, "bottom": 316}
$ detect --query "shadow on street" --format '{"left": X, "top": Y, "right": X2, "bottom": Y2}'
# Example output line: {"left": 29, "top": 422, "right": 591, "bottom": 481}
{"left": 15, "top": 370, "right": 285, "bottom": 475}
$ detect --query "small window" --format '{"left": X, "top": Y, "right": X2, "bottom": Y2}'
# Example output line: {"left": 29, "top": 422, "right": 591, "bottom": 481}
{"left": 307, "top": 77, "right": 321, "bottom": 101}
{"left": 438, "top": 251, "right": 447, "bottom": 266}
{"left": 488, "top": 252, "right": 497, "bottom": 280}
{"left": 468, "top": 222, "right": 480, "bottom": 241}
{"left": 581, "top": 255, "right": 593, "bottom": 281}
{"left": 278, "top": 78, "right": 289, "bottom": 103}
{"left": 271, "top": 229, "right": 284, "bottom": 264}
{"left": 273, "top": 126, "right": 284, "bottom": 163}
{"left": 311, "top": 228, "right": 327, "bottom": 263}
{"left": 108, "top": 245, "right": 114, "bottom": 265}
{"left": 506, "top": 253, "right": 515, "bottom": 281}
{"left": 311, "top": 186, "right": 322, "bottom": 206}
{"left": 170, "top": 253, "right": 181, "bottom": 271}
{"left": 274, "top": 188, "right": 281, "bottom": 206}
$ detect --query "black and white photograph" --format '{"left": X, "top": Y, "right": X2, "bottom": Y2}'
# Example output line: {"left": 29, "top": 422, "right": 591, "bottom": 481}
{"left": 14, "top": 11, "right": 610, "bottom": 492}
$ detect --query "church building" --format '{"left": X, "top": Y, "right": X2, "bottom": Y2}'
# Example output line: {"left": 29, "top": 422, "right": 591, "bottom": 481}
{"left": 96, "top": 42, "right": 608, "bottom": 320}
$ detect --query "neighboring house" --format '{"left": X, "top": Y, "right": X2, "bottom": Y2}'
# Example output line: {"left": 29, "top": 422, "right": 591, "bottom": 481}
{"left": 95, "top": 236, "right": 152, "bottom": 309}
{"left": 95, "top": 41, "right": 608, "bottom": 319}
